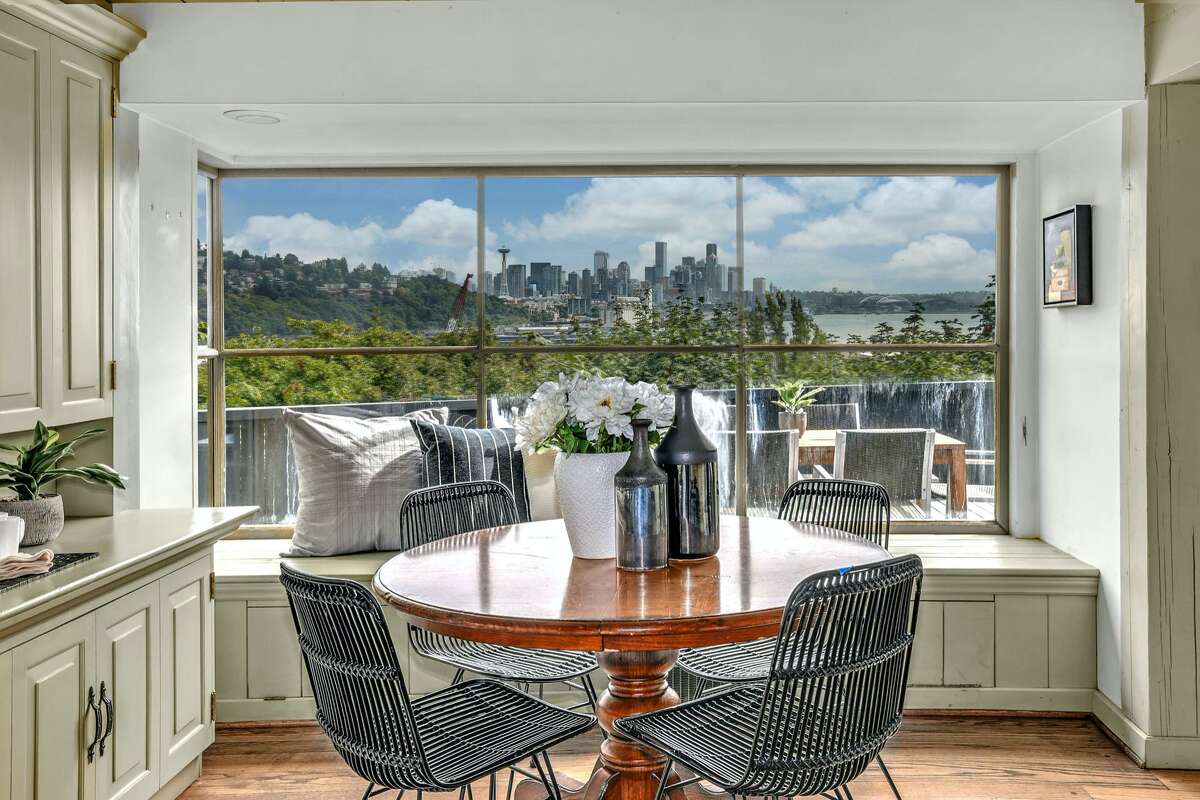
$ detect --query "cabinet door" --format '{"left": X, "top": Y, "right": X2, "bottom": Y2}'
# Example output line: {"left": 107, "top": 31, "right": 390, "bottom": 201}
{"left": 0, "top": 12, "right": 52, "bottom": 434}
{"left": 48, "top": 35, "right": 112, "bottom": 425}
{"left": 10, "top": 614, "right": 97, "bottom": 800}
{"left": 96, "top": 584, "right": 160, "bottom": 800}
{"left": 159, "top": 556, "right": 213, "bottom": 777}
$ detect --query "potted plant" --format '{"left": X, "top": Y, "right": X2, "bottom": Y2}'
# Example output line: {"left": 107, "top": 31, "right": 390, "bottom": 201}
{"left": 773, "top": 380, "right": 824, "bottom": 437}
{"left": 514, "top": 372, "right": 674, "bottom": 559}
{"left": 0, "top": 422, "right": 126, "bottom": 546}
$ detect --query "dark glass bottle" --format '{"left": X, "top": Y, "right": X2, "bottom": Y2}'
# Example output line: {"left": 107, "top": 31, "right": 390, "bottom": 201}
{"left": 654, "top": 385, "right": 720, "bottom": 559}
{"left": 614, "top": 419, "right": 669, "bottom": 571}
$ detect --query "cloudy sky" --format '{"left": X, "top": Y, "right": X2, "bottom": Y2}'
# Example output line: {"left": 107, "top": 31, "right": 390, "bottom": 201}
{"left": 219, "top": 174, "right": 997, "bottom": 293}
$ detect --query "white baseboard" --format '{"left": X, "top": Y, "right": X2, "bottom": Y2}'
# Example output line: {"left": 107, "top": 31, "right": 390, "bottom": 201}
{"left": 905, "top": 686, "right": 1094, "bottom": 712}
{"left": 218, "top": 697, "right": 316, "bottom": 722}
{"left": 1091, "top": 689, "right": 1148, "bottom": 764}
{"left": 1091, "top": 689, "right": 1200, "bottom": 769}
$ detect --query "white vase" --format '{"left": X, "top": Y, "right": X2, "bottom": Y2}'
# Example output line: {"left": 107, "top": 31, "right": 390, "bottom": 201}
{"left": 554, "top": 451, "right": 630, "bottom": 559}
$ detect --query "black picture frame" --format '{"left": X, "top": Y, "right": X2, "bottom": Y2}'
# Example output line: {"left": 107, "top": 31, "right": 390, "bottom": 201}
{"left": 1042, "top": 204, "right": 1092, "bottom": 307}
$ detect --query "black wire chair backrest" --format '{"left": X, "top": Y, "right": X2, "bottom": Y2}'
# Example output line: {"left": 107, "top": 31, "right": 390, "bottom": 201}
{"left": 397, "top": 480, "right": 520, "bottom": 552}
{"left": 279, "top": 563, "right": 437, "bottom": 790}
{"left": 737, "top": 554, "right": 923, "bottom": 798}
{"left": 778, "top": 478, "right": 891, "bottom": 549}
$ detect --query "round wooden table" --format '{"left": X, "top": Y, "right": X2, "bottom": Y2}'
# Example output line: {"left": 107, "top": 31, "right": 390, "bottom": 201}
{"left": 374, "top": 515, "right": 889, "bottom": 800}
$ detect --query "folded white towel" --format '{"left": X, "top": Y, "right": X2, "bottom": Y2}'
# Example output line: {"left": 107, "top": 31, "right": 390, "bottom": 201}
{"left": 0, "top": 549, "right": 54, "bottom": 581}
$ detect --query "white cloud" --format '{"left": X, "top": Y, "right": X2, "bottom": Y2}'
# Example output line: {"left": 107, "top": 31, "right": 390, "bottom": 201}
{"left": 394, "top": 198, "right": 489, "bottom": 248}
{"left": 530, "top": 177, "right": 737, "bottom": 243}
{"left": 224, "top": 198, "right": 491, "bottom": 267}
{"left": 784, "top": 176, "right": 874, "bottom": 205}
{"left": 884, "top": 234, "right": 994, "bottom": 283}
{"left": 781, "top": 177, "right": 995, "bottom": 250}
{"left": 742, "top": 178, "right": 808, "bottom": 233}
{"left": 225, "top": 212, "right": 387, "bottom": 264}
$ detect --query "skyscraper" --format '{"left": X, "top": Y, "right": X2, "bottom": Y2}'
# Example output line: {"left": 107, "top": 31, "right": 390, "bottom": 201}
{"left": 616, "top": 261, "right": 630, "bottom": 296}
{"left": 593, "top": 251, "right": 609, "bottom": 272}
{"left": 529, "top": 262, "right": 551, "bottom": 296}
{"left": 727, "top": 266, "right": 738, "bottom": 294}
{"left": 566, "top": 271, "right": 580, "bottom": 295}
{"left": 706, "top": 243, "right": 718, "bottom": 264}
{"left": 752, "top": 276, "right": 766, "bottom": 297}
{"left": 581, "top": 269, "right": 594, "bottom": 309}
{"left": 654, "top": 241, "right": 667, "bottom": 270}
{"left": 506, "top": 263, "right": 527, "bottom": 298}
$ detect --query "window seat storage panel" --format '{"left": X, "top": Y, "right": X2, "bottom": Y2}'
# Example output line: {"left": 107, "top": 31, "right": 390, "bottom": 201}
{"left": 214, "top": 534, "right": 1099, "bottom": 718}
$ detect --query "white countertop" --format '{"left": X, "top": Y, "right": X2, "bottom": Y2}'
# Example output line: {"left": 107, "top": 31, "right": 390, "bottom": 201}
{"left": 0, "top": 507, "right": 257, "bottom": 637}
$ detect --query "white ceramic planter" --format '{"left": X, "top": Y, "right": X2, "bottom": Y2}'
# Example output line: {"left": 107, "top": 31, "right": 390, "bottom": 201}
{"left": 554, "top": 451, "right": 630, "bottom": 559}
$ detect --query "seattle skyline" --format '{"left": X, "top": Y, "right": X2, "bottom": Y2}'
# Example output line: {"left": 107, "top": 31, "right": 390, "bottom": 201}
{"left": 218, "top": 175, "right": 997, "bottom": 294}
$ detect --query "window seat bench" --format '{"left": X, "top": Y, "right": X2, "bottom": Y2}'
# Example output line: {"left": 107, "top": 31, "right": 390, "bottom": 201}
{"left": 212, "top": 534, "right": 1100, "bottom": 722}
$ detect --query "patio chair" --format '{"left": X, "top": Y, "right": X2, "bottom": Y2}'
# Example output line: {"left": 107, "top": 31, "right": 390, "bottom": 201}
{"left": 398, "top": 481, "right": 601, "bottom": 713}
{"left": 834, "top": 429, "right": 935, "bottom": 519}
{"left": 617, "top": 555, "right": 924, "bottom": 800}
{"left": 279, "top": 564, "right": 594, "bottom": 800}
{"left": 806, "top": 402, "right": 862, "bottom": 430}
{"left": 713, "top": 429, "right": 799, "bottom": 514}
{"left": 673, "top": 478, "right": 905, "bottom": 799}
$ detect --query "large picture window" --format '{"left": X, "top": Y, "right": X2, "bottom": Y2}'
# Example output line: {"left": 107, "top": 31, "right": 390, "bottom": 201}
{"left": 197, "top": 168, "right": 1006, "bottom": 531}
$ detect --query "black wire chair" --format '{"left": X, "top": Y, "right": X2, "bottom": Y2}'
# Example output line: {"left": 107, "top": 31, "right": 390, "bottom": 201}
{"left": 673, "top": 479, "right": 905, "bottom": 798}
{"left": 279, "top": 563, "right": 595, "bottom": 800}
{"left": 616, "top": 555, "right": 923, "bottom": 800}
{"left": 778, "top": 478, "right": 891, "bottom": 549}
{"left": 399, "top": 481, "right": 602, "bottom": 713}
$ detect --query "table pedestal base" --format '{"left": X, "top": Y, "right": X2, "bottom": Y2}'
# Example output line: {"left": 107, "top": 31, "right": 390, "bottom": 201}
{"left": 514, "top": 649, "right": 699, "bottom": 800}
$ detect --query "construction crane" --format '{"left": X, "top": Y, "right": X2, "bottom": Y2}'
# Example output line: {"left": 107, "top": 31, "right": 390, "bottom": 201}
{"left": 445, "top": 273, "right": 474, "bottom": 332}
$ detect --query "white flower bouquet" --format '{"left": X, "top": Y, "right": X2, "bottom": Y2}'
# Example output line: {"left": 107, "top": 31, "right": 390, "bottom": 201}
{"left": 514, "top": 372, "right": 675, "bottom": 455}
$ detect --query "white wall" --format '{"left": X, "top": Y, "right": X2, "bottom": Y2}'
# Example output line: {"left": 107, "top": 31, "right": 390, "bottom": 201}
{"left": 114, "top": 114, "right": 198, "bottom": 509}
{"left": 1036, "top": 111, "right": 1126, "bottom": 704}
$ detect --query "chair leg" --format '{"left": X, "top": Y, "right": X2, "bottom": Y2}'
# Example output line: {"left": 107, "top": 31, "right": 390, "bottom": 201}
{"left": 580, "top": 675, "right": 606, "bottom": 738}
{"left": 452, "top": 668, "right": 466, "bottom": 685}
{"left": 653, "top": 758, "right": 674, "bottom": 800}
{"left": 533, "top": 751, "right": 561, "bottom": 800}
{"left": 361, "top": 784, "right": 376, "bottom": 800}
{"left": 489, "top": 772, "right": 498, "bottom": 800}
{"left": 876, "top": 755, "right": 901, "bottom": 800}
{"left": 541, "top": 750, "right": 562, "bottom": 800}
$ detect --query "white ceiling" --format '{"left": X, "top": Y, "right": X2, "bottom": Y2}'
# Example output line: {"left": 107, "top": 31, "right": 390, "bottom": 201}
{"left": 115, "top": 0, "right": 1145, "bottom": 166}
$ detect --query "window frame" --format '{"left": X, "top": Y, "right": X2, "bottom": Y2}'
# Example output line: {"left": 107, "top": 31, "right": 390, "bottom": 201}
{"left": 197, "top": 165, "right": 1010, "bottom": 534}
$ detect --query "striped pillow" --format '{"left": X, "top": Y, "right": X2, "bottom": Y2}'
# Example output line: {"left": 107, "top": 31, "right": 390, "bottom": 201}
{"left": 410, "top": 421, "right": 532, "bottom": 522}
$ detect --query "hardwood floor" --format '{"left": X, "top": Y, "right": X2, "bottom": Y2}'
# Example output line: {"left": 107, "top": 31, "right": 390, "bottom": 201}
{"left": 184, "top": 716, "right": 1200, "bottom": 800}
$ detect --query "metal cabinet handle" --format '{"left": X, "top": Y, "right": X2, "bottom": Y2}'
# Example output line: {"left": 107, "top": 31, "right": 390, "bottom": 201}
{"left": 86, "top": 686, "right": 102, "bottom": 763}
{"left": 99, "top": 681, "right": 114, "bottom": 757}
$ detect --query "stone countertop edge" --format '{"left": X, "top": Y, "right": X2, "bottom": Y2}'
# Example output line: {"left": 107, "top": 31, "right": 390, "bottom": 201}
{"left": 0, "top": 506, "right": 258, "bottom": 637}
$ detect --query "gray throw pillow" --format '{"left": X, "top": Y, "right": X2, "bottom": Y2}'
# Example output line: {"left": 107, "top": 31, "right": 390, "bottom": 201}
{"left": 409, "top": 420, "right": 532, "bottom": 522}
{"left": 284, "top": 407, "right": 448, "bottom": 556}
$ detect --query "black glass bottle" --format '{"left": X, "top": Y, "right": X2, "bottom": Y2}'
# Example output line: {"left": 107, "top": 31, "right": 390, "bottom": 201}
{"left": 614, "top": 418, "right": 669, "bottom": 571}
{"left": 655, "top": 385, "right": 720, "bottom": 559}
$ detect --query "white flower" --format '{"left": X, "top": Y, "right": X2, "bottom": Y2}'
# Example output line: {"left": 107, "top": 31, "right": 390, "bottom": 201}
{"left": 630, "top": 381, "right": 675, "bottom": 431}
{"left": 514, "top": 378, "right": 569, "bottom": 454}
{"left": 569, "top": 375, "right": 636, "bottom": 441}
